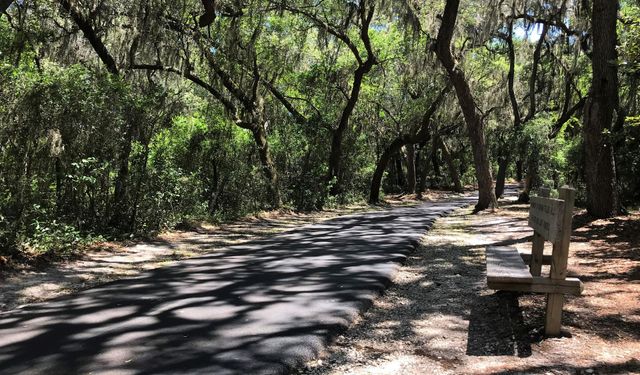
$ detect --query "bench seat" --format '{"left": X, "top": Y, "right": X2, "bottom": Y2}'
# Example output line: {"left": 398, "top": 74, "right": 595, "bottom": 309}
{"left": 486, "top": 246, "right": 532, "bottom": 283}
{"left": 486, "top": 246, "right": 583, "bottom": 296}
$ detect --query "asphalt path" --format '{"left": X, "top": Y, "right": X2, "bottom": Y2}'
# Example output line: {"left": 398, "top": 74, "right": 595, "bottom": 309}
{"left": 0, "top": 197, "right": 475, "bottom": 375}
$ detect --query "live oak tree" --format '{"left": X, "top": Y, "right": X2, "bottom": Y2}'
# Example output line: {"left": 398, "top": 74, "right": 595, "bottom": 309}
{"left": 368, "top": 86, "right": 450, "bottom": 203}
{"left": 433, "top": 0, "right": 497, "bottom": 211}
{"left": 271, "top": 0, "right": 378, "bottom": 198}
{"left": 131, "top": 1, "right": 285, "bottom": 209}
{"left": 495, "top": 1, "right": 587, "bottom": 202}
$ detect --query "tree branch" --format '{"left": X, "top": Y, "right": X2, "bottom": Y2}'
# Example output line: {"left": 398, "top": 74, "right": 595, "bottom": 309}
{"left": 262, "top": 79, "right": 308, "bottom": 125}
{"left": 276, "top": 2, "right": 363, "bottom": 64}
{"left": 58, "top": 0, "right": 119, "bottom": 75}
{"left": 523, "top": 22, "right": 549, "bottom": 123}
{"left": 130, "top": 63, "right": 249, "bottom": 128}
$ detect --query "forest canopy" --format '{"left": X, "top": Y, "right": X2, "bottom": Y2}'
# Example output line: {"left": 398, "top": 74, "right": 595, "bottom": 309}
{"left": 1, "top": 0, "right": 638, "bottom": 258}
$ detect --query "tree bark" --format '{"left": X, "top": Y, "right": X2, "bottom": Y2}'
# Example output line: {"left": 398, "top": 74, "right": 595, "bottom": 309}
{"left": 495, "top": 157, "right": 508, "bottom": 198}
{"left": 327, "top": 58, "right": 376, "bottom": 195}
{"left": 405, "top": 144, "right": 416, "bottom": 194}
{"left": 583, "top": 0, "right": 620, "bottom": 218}
{"left": 130, "top": 58, "right": 283, "bottom": 211}
{"left": 395, "top": 154, "right": 406, "bottom": 190}
{"left": 495, "top": 21, "right": 519, "bottom": 199}
{"left": 515, "top": 159, "right": 523, "bottom": 182}
{"left": 194, "top": 30, "right": 283, "bottom": 210}
{"left": 57, "top": 0, "right": 140, "bottom": 229}
{"left": 417, "top": 148, "right": 432, "bottom": 199}
{"left": 369, "top": 137, "right": 406, "bottom": 203}
{"left": 252, "top": 125, "right": 282, "bottom": 209}
{"left": 439, "top": 136, "right": 463, "bottom": 193}
{"left": 434, "top": 0, "right": 496, "bottom": 211}
{"left": 431, "top": 135, "right": 440, "bottom": 187}
{"left": 517, "top": 157, "right": 538, "bottom": 203}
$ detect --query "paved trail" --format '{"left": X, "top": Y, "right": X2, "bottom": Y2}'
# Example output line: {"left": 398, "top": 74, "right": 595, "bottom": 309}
{"left": 0, "top": 197, "right": 474, "bottom": 375}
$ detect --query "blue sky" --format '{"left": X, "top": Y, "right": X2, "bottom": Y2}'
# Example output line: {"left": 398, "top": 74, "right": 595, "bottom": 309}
{"left": 514, "top": 23, "right": 545, "bottom": 42}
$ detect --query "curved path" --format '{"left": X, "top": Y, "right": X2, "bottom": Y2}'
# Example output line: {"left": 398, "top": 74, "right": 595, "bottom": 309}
{"left": 0, "top": 197, "right": 475, "bottom": 375}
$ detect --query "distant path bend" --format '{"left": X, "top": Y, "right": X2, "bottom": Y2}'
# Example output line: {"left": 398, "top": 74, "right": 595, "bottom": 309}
{"left": 0, "top": 196, "right": 476, "bottom": 375}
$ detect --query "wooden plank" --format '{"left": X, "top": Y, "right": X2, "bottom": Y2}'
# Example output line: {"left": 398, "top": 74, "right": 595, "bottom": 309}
{"left": 530, "top": 232, "right": 546, "bottom": 276}
{"left": 488, "top": 277, "right": 583, "bottom": 296}
{"left": 546, "top": 293, "right": 565, "bottom": 336}
{"left": 550, "top": 187, "right": 576, "bottom": 280}
{"left": 545, "top": 186, "right": 577, "bottom": 336}
{"left": 528, "top": 196, "right": 565, "bottom": 242}
{"left": 530, "top": 187, "right": 551, "bottom": 276}
{"left": 486, "top": 246, "right": 532, "bottom": 284}
{"left": 520, "top": 252, "right": 552, "bottom": 266}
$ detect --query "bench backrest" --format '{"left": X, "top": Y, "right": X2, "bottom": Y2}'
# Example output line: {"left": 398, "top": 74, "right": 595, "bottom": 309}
{"left": 528, "top": 194, "right": 565, "bottom": 242}
{"left": 527, "top": 186, "right": 576, "bottom": 281}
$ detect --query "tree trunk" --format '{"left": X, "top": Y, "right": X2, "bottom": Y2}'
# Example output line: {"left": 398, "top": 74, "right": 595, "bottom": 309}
{"left": 583, "top": 0, "right": 620, "bottom": 218}
{"left": 284, "top": 2, "right": 377, "bottom": 198}
{"left": 439, "top": 136, "right": 463, "bottom": 193}
{"left": 414, "top": 148, "right": 423, "bottom": 194}
{"left": 207, "top": 161, "right": 220, "bottom": 213}
{"left": 327, "top": 127, "right": 345, "bottom": 196}
{"left": 327, "top": 61, "right": 375, "bottom": 196}
{"left": 495, "top": 19, "right": 517, "bottom": 199}
{"left": 252, "top": 125, "right": 282, "bottom": 209}
{"left": 517, "top": 157, "right": 537, "bottom": 203}
{"left": 417, "top": 147, "right": 432, "bottom": 199}
{"left": 130, "top": 136, "right": 153, "bottom": 233}
{"left": 110, "top": 123, "right": 135, "bottom": 229}
{"left": 495, "top": 156, "right": 508, "bottom": 198}
{"left": 368, "top": 85, "right": 447, "bottom": 203}
{"left": 369, "top": 138, "right": 406, "bottom": 203}
{"left": 395, "top": 154, "right": 406, "bottom": 190}
{"left": 431, "top": 135, "right": 440, "bottom": 187}
{"left": 58, "top": 0, "right": 119, "bottom": 75}
{"left": 434, "top": 0, "right": 496, "bottom": 211}
{"left": 405, "top": 144, "right": 416, "bottom": 194}
{"left": 515, "top": 159, "right": 523, "bottom": 182}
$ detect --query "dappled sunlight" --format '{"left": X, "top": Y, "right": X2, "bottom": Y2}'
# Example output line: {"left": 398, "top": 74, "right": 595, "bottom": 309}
{"left": 0, "top": 199, "right": 475, "bottom": 374}
{"left": 303, "top": 188, "right": 640, "bottom": 374}
{"left": 1, "top": 203, "right": 415, "bottom": 313}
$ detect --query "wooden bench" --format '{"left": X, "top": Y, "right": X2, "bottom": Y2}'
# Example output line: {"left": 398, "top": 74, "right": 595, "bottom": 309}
{"left": 486, "top": 186, "right": 583, "bottom": 336}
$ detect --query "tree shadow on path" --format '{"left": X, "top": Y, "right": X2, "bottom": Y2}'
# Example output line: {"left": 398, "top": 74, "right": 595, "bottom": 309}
{"left": 0, "top": 199, "right": 474, "bottom": 375}
{"left": 466, "top": 292, "right": 533, "bottom": 358}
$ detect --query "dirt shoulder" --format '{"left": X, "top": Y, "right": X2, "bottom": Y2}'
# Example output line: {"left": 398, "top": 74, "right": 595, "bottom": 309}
{"left": 297, "top": 198, "right": 640, "bottom": 375}
{"left": 0, "top": 190, "right": 457, "bottom": 313}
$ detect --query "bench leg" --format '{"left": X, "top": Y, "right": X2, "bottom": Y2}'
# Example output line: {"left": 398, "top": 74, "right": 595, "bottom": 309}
{"left": 545, "top": 293, "right": 564, "bottom": 336}
{"left": 530, "top": 232, "right": 545, "bottom": 276}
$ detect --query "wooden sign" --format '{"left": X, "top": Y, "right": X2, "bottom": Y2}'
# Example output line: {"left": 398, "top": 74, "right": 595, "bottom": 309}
{"left": 528, "top": 196, "right": 565, "bottom": 242}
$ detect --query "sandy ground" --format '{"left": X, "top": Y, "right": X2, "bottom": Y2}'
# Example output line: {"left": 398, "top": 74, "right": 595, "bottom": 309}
{"left": 296, "top": 197, "right": 640, "bottom": 375}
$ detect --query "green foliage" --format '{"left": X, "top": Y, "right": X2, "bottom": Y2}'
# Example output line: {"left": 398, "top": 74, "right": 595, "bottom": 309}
{"left": 617, "top": 117, "right": 640, "bottom": 205}
{"left": 25, "top": 217, "right": 104, "bottom": 256}
{"left": 1, "top": 0, "right": 639, "bottom": 261}
{"left": 620, "top": 4, "right": 640, "bottom": 74}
